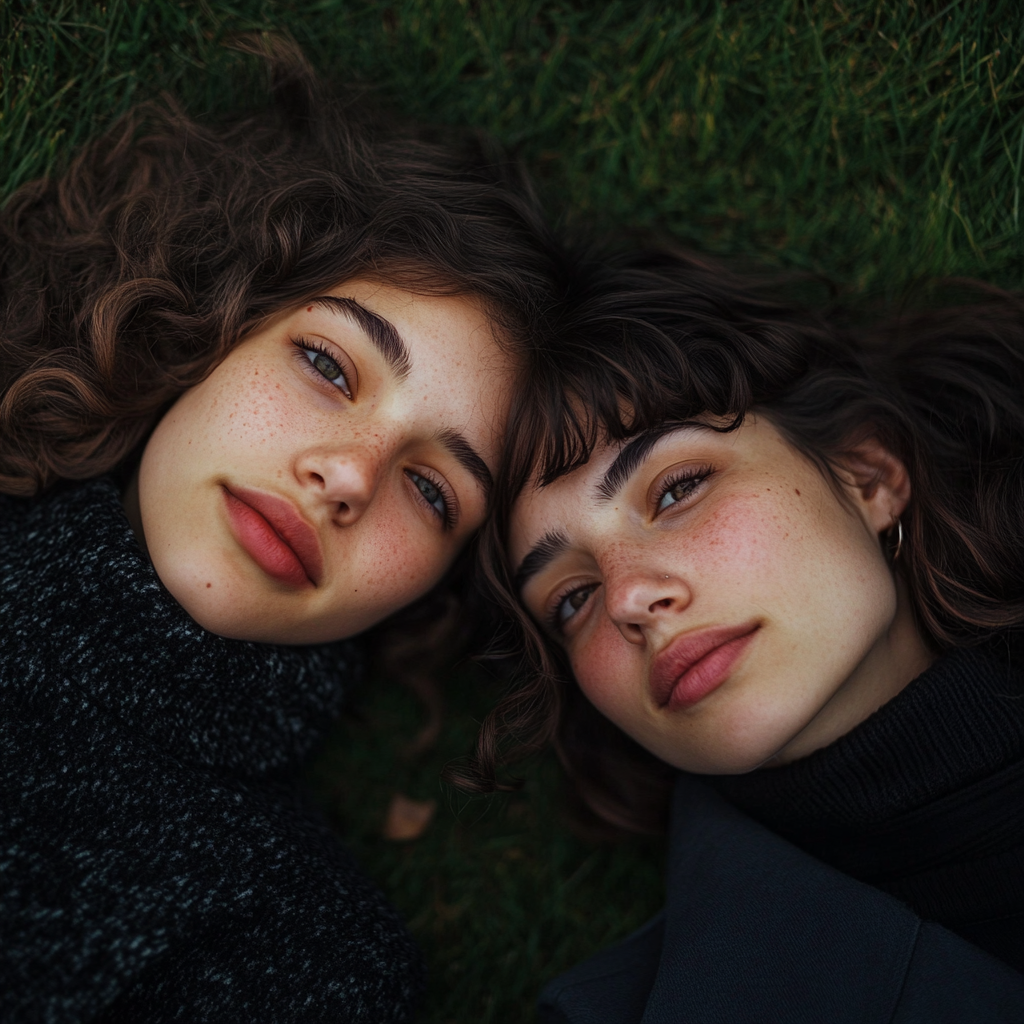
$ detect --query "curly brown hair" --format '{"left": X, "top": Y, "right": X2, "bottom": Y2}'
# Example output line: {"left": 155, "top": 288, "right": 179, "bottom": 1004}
{"left": 452, "top": 246, "right": 1024, "bottom": 835}
{"left": 0, "top": 37, "right": 562, "bottom": 498}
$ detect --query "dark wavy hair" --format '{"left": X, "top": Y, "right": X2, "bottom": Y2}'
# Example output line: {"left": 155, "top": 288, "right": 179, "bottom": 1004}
{"left": 451, "top": 246, "right": 1024, "bottom": 835}
{"left": 0, "top": 36, "right": 562, "bottom": 497}
{"left": 0, "top": 37, "right": 571, "bottom": 739}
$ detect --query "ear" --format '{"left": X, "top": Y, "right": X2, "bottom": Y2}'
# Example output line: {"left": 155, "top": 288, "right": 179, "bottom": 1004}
{"left": 837, "top": 438, "right": 911, "bottom": 535}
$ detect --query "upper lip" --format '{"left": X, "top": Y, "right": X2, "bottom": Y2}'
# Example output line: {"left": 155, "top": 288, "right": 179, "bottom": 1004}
{"left": 649, "top": 622, "right": 759, "bottom": 707}
{"left": 225, "top": 486, "right": 324, "bottom": 586}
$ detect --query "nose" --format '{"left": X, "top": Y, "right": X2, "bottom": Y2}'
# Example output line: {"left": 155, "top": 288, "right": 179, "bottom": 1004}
{"left": 296, "top": 446, "right": 379, "bottom": 526}
{"left": 604, "top": 570, "right": 692, "bottom": 646}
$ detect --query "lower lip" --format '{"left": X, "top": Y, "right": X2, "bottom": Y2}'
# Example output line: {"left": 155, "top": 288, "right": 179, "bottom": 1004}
{"left": 666, "top": 629, "right": 758, "bottom": 710}
{"left": 222, "top": 488, "right": 312, "bottom": 589}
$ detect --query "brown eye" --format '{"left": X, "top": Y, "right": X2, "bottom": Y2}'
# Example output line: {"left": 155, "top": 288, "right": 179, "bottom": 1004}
{"left": 655, "top": 467, "right": 711, "bottom": 513}
{"left": 555, "top": 584, "right": 597, "bottom": 627}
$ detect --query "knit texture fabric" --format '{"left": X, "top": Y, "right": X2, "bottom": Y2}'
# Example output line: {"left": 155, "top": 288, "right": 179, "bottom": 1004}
{"left": 0, "top": 479, "right": 424, "bottom": 1023}
{"left": 712, "top": 645, "right": 1024, "bottom": 971}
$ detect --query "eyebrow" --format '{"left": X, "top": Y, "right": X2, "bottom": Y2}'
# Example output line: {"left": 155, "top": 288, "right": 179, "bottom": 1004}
{"left": 595, "top": 421, "right": 713, "bottom": 501}
{"left": 513, "top": 530, "right": 570, "bottom": 593}
{"left": 311, "top": 296, "right": 412, "bottom": 381}
{"left": 436, "top": 427, "right": 493, "bottom": 499}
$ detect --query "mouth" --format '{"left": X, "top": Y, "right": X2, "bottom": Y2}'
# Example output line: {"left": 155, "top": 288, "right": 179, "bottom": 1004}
{"left": 221, "top": 485, "right": 323, "bottom": 589}
{"left": 649, "top": 623, "right": 760, "bottom": 711}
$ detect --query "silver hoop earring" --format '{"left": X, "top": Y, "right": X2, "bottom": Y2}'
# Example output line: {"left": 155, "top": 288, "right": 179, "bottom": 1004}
{"left": 889, "top": 518, "right": 904, "bottom": 563}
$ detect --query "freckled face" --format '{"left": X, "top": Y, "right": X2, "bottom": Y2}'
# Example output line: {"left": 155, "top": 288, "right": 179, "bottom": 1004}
{"left": 511, "top": 416, "right": 927, "bottom": 774}
{"left": 136, "top": 279, "right": 513, "bottom": 644}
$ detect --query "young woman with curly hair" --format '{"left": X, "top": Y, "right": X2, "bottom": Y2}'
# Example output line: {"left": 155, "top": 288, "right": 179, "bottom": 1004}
{"left": 0, "top": 41, "right": 563, "bottom": 1023}
{"left": 465, "top": 249, "right": 1024, "bottom": 1022}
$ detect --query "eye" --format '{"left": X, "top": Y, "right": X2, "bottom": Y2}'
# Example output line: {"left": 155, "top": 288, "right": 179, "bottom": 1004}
{"left": 293, "top": 338, "right": 352, "bottom": 398}
{"left": 406, "top": 469, "right": 455, "bottom": 529}
{"left": 550, "top": 583, "right": 599, "bottom": 631}
{"left": 655, "top": 465, "right": 712, "bottom": 514}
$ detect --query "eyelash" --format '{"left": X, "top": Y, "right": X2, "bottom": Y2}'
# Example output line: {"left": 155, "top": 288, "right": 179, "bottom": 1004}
{"left": 544, "top": 464, "right": 714, "bottom": 633}
{"left": 405, "top": 469, "right": 457, "bottom": 530}
{"left": 292, "top": 336, "right": 352, "bottom": 398}
{"left": 654, "top": 463, "right": 713, "bottom": 514}
{"left": 546, "top": 581, "right": 599, "bottom": 634}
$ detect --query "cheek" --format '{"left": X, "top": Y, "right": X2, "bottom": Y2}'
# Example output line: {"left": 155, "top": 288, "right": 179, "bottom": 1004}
{"left": 702, "top": 485, "right": 896, "bottom": 662}
{"left": 694, "top": 488, "right": 801, "bottom": 574}
{"left": 149, "top": 358, "right": 304, "bottom": 479}
{"left": 685, "top": 482, "right": 855, "bottom": 600}
{"left": 570, "top": 618, "right": 643, "bottom": 722}
{"left": 205, "top": 360, "right": 303, "bottom": 455}
{"left": 342, "top": 499, "right": 454, "bottom": 613}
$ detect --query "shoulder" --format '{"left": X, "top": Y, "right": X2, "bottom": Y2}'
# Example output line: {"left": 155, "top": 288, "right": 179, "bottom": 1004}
{"left": 2, "top": 762, "right": 421, "bottom": 1023}
{"left": 541, "top": 775, "right": 1024, "bottom": 1024}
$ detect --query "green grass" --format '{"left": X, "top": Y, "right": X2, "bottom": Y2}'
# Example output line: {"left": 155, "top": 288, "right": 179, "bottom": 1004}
{"left": 5, "top": 1, "right": 1024, "bottom": 296}
{"left": 5, "top": 1, "right": 1024, "bottom": 1018}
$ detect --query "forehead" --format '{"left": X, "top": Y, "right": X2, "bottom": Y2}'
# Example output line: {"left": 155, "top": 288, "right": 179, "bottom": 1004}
{"left": 331, "top": 278, "right": 496, "bottom": 356}
{"left": 326, "top": 277, "right": 517, "bottom": 433}
{"left": 509, "top": 439, "right": 622, "bottom": 565}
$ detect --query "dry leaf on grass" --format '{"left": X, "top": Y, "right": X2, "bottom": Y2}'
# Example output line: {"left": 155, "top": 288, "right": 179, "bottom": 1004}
{"left": 382, "top": 793, "right": 437, "bottom": 841}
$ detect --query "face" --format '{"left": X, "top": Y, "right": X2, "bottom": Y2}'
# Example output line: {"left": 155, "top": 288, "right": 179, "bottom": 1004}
{"left": 510, "top": 415, "right": 932, "bottom": 774}
{"left": 135, "top": 278, "right": 514, "bottom": 644}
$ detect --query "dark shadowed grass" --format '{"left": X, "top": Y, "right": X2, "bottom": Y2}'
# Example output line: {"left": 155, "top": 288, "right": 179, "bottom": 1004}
{"left": 5, "top": 1, "right": 1024, "bottom": 1018}
{"left": 306, "top": 669, "right": 664, "bottom": 1024}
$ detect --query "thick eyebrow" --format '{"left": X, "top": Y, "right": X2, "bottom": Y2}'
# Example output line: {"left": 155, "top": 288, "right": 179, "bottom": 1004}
{"left": 514, "top": 530, "right": 570, "bottom": 593}
{"left": 311, "top": 296, "right": 411, "bottom": 381}
{"left": 595, "top": 422, "right": 713, "bottom": 501}
{"left": 436, "top": 427, "right": 493, "bottom": 499}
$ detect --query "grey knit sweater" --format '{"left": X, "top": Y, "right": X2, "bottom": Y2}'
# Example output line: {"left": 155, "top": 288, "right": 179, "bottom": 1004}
{"left": 0, "top": 479, "right": 424, "bottom": 1022}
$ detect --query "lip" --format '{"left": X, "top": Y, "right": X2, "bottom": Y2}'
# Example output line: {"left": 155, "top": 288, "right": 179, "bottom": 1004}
{"left": 222, "top": 485, "right": 323, "bottom": 589}
{"left": 649, "top": 623, "right": 759, "bottom": 710}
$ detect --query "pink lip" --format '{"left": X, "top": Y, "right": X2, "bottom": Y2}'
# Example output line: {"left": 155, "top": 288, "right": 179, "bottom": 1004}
{"left": 222, "top": 486, "right": 323, "bottom": 589}
{"left": 649, "top": 623, "right": 759, "bottom": 710}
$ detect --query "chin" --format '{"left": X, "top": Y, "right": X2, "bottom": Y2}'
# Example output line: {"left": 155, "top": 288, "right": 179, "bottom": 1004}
{"left": 675, "top": 748, "right": 781, "bottom": 776}
{"left": 662, "top": 717, "right": 804, "bottom": 776}
{"left": 154, "top": 563, "right": 271, "bottom": 643}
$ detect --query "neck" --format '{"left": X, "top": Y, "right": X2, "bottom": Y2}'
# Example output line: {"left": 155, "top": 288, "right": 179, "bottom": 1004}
{"left": 768, "top": 576, "right": 935, "bottom": 766}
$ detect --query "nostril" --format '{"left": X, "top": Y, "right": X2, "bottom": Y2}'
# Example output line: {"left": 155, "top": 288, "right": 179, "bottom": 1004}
{"left": 651, "top": 597, "right": 673, "bottom": 611}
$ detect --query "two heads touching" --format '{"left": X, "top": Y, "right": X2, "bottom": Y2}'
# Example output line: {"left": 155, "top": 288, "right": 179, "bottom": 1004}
{"left": 7, "top": 45, "right": 1022, "bottom": 828}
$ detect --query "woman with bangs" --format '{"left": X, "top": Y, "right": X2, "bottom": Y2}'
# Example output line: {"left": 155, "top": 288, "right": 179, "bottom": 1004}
{"left": 0, "top": 40, "right": 563, "bottom": 1023}
{"left": 463, "top": 249, "right": 1024, "bottom": 1022}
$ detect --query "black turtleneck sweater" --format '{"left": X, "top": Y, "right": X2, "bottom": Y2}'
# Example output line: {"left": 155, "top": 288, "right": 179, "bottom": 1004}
{"left": 0, "top": 480, "right": 424, "bottom": 1022}
{"left": 713, "top": 645, "right": 1024, "bottom": 974}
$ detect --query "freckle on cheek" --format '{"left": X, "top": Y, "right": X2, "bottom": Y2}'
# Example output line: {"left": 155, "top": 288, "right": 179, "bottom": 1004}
{"left": 576, "top": 630, "right": 629, "bottom": 699}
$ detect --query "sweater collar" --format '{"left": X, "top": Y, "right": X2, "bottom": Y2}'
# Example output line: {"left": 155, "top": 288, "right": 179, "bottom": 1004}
{"left": 711, "top": 644, "right": 1024, "bottom": 831}
{"left": 2, "top": 479, "right": 359, "bottom": 778}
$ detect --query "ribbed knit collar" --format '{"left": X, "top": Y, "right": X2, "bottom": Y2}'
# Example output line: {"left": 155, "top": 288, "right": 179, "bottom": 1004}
{"left": 0, "top": 479, "right": 358, "bottom": 779}
{"left": 711, "top": 644, "right": 1024, "bottom": 832}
